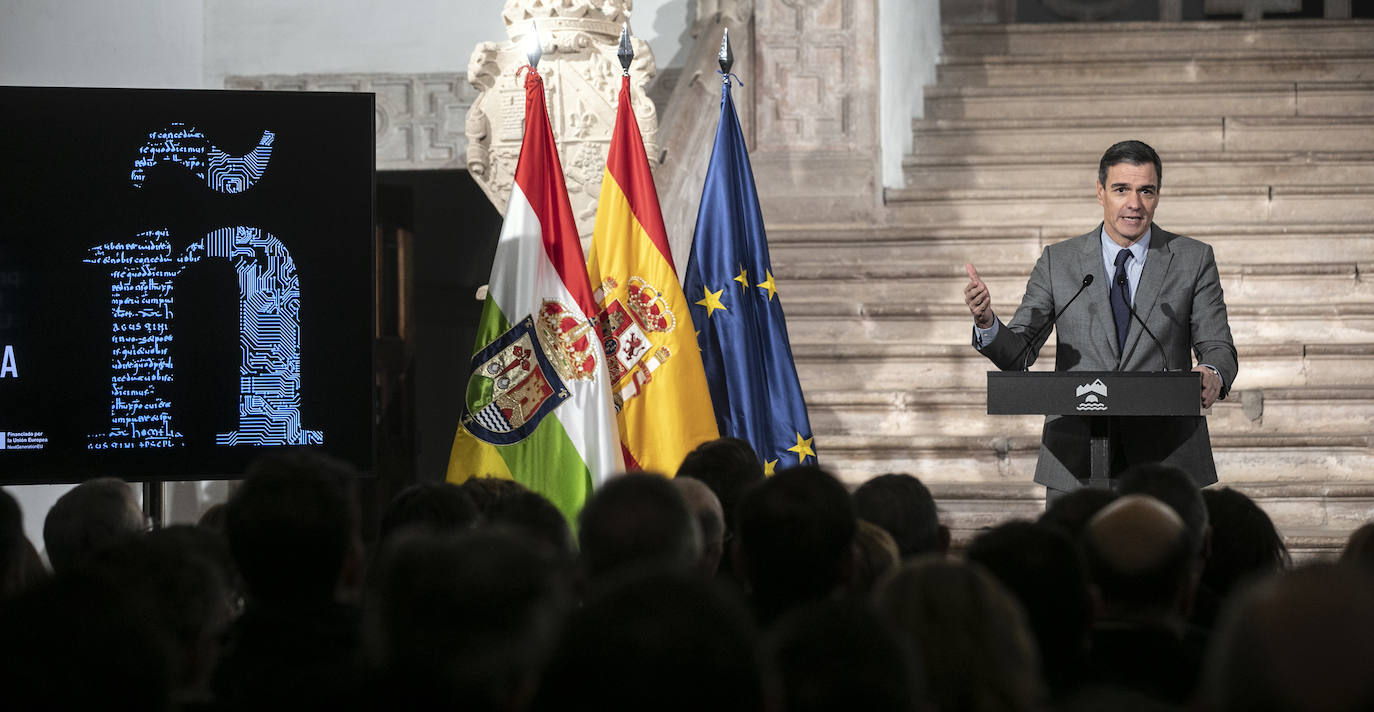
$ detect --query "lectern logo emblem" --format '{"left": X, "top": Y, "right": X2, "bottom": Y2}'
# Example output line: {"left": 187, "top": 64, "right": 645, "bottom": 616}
{"left": 1076, "top": 379, "right": 1109, "bottom": 412}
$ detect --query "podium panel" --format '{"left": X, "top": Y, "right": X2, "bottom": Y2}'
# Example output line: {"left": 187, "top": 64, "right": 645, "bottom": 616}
{"left": 987, "top": 371, "right": 1201, "bottom": 417}
{"left": 987, "top": 371, "right": 1202, "bottom": 489}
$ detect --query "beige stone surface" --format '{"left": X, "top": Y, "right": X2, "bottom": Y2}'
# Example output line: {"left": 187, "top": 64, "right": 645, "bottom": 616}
{"left": 939, "top": 20, "right": 1374, "bottom": 57}
{"left": 463, "top": 0, "right": 660, "bottom": 243}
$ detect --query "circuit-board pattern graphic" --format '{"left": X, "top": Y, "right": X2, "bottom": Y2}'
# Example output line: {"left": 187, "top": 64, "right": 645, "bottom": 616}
{"left": 130, "top": 123, "right": 275, "bottom": 194}
{"left": 86, "top": 123, "right": 321, "bottom": 449}
{"left": 185, "top": 226, "right": 322, "bottom": 446}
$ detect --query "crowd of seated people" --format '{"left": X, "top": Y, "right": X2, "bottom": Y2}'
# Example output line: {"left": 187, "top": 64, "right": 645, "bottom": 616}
{"left": 2, "top": 444, "right": 1373, "bottom": 711}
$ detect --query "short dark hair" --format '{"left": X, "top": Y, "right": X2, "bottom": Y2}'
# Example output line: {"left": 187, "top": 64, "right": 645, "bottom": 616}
{"left": 1202, "top": 487, "right": 1289, "bottom": 599}
{"left": 485, "top": 489, "right": 576, "bottom": 560}
{"left": 852, "top": 473, "right": 941, "bottom": 558}
{"left": 378, "top": 482, "right": 478, "bottom": 543}
{"left": 736, "top": 466, "right": 855, "bottom": 620}
{"left": 967, "top": 521, "right": 1093, "bottom": 696}
{"left": 533, "top": 571, "right": 762, "bottom": 711}
{"left": 765, "top": 599, "right": 925, "bottom": 712}
{"left": 42, "top": 477, "right": 144, "bottom": 574}
{"left": 1099, "top": 140, "right": 1162, "bottom": 187}
{"left": 365, "top": 529, "right": 569, "bottom": 709}
{"left": 676, "top": 437, "right": 764, "bottom": 534}
{"left": 226, "top": 450, "right": 359, "bottom": 602}
{"left": 578, "top": 473, "right": 698, "bottom": 581}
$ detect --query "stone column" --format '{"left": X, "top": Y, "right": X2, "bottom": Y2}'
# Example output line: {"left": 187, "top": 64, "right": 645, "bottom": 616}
{"left": 750, "top": 0, "right": 883, "bottom": 226}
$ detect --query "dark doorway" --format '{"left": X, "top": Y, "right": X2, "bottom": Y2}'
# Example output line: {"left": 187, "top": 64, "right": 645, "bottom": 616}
{"left": 375, "top": 169, "right": 502, "bottom": 487}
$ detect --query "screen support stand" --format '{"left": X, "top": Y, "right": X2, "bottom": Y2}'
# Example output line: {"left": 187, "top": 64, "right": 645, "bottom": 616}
{"left": 142, "top": 481, "right": 164, "bottom": 530}
{"left": 1087, "top": 417, "right": 1114, "bottom": 490}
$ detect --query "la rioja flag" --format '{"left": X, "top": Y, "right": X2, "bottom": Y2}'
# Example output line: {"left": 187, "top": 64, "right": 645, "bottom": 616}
{"left": 446, "top": 65, "right": 623, "bottom": 521}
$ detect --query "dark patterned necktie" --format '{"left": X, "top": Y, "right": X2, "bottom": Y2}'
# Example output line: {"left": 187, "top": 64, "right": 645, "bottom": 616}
{"left": 1111, "top": 248, "right": 1132, "bottom": 353}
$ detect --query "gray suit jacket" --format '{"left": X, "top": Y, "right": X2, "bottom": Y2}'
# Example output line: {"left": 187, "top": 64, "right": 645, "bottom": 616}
{"left": 977, "top": 224, "right": 1238, "bottom": 490}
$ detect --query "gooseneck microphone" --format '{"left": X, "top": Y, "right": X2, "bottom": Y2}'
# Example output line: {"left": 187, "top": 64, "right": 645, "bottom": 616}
{"left": 1117, "top": 272, "right": 1172, "bottom": 371}
{"left": 1011, "top": 273, "right": 1094, "bottom": 371}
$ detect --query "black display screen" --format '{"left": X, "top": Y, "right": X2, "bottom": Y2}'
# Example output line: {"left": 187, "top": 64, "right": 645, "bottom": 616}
{"left": 0, "top": 86, "right": 374, "bottom": 482}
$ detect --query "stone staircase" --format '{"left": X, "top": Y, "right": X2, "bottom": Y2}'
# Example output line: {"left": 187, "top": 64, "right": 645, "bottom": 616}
{"left": 770, "top": 19, "right": 1374, "bottom": 559}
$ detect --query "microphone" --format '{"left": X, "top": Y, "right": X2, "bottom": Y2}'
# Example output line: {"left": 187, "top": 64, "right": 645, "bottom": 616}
{"left": 1011, "top": 274, "right": 1094, "bottom": 371}
{"left": 1117, "top": 272, "right": 1171, "bottom": 371}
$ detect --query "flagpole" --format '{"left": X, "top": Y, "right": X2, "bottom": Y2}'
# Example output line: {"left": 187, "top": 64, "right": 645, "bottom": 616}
{"left": 618, "top": 23, "right": 633, "bottom": 75}
{"left": 718, "top": 27, "right": 734, "bottom": 75}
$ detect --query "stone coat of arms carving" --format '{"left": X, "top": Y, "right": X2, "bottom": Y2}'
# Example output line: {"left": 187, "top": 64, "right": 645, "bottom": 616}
{"left": 466, "top": 0, "right": 661, "bottom": 245}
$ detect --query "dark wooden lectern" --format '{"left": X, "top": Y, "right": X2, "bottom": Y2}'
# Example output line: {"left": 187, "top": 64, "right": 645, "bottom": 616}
{"left": 987, "top": 371, "right": 1201, "bottom": 489}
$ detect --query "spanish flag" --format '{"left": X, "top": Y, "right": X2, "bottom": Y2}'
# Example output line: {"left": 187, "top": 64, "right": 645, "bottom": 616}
{"left": 447, "top": 66, "right": 624, "bottom": 522}
{"left": 585, "top": 73, "right": 719, "bottom": 474}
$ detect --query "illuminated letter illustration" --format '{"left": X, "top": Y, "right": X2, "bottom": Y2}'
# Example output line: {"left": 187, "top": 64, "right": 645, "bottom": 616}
{"left": 130, "top": 123, "right": 275, "bottom": 194}
{"left": 184, "top": 226, "right": 322, "bottom": 446}
{"left": 85, "top": 229, "right": 195, "bottom": 449}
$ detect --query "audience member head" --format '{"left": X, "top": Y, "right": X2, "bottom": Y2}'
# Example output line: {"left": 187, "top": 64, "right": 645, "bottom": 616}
{"left": 378, "top": 481, "right": 478, "bottom": 543}
{"left": 1117, "top": 463, "right": 1209, "bottom": 560}
{"left": 852, "top": 473, "right": 949, "bottom": 558}
{"left": 458, "top": 476, "right": 530, "bottom": 514}
{"left": 967, "top": 520, "right": 1093, "bottom": 698}
{"left": 1084, "top": 494, "right": 1193, "bottom": 622}
{"left": 365, "top": 529, "right": 570, "bottom": 711}
{"left": 533, "top": 571, "right": 762, "bottom": 711}
{"left": 1039, "top": 487, "right": 1118, "bottom": 542}
{"left": 0, "top": 487, "right": 47, "bottom": 599}
{"left": 879, "top": 559, "right": 1042, "bottom": 712}
{"left": 1201, "top": 487, "right": 1289, "bottom": 600}
{"left": 850, "top": 520, "right": 900, "bottom": 598}
{"left": 484, "top": 489, "right": 576, "bottom": 561}
{"left": 1340, "top": 522, "right": 1374, "bottom": 575}
{"left": 735, "top": 465, "right": 856, "bottom": 623}
{"left": 84, "top": 526, "right": 236, "bottom": 703}
{"left": 764, "top": 599, "right": 926, "bottom": 712}
{"left": 675, "top": 436, "right": 764, "bottom": 534}
{"left": 196, "top": 502, "right": 227, "bottom": 536}
{"left": 1204, "top": 563, "right": 1374, "bottom": 712}
{"left": 0, "top": 572, "right": 172, "bottom": 712}
{"left": 42, "top": 477, "right": 144, "bottom": 574}
{"left": 673, "top": 476, "right": 726, "bottom": 578}
{"left": 226, "top": 450, "right": 361, "bottom": 604}
{"left": 578, "top": 472, "right": 699, "bottom": 583}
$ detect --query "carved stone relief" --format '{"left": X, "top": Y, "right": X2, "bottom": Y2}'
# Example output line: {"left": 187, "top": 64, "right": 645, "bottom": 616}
{"left": 224, "top": 73, "right": 475, "bottom": 171}
{"left": 754, "top": 0, "right": 876, "bottom": 153}
{"left": 466, "top": 0, "right": 661, "bottom": 242}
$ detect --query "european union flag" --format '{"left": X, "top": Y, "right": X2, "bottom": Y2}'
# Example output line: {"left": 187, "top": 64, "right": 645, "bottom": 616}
{"left": 683, "top": 76, "right": 816, "bottom": 475}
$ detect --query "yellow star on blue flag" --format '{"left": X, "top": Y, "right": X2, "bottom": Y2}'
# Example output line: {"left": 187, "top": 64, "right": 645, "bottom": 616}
{"left": 683, "top": 73, "right": 816, "bottom": 471}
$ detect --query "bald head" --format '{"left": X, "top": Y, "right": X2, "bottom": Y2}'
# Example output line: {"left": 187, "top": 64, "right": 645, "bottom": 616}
{"left": 673, "top": 477, "right": 725, "bottom": 578}
{"left": 1085, "top": 495, "right": 1192, "bottom": 614}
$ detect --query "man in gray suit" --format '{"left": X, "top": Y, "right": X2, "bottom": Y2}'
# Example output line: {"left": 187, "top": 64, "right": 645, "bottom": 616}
{"left": 963, "top": 140, "right": 1238, "bottom": 494}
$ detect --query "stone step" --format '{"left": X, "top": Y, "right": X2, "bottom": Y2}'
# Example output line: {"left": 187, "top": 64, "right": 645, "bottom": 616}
{"left": 940, "top": 20, "right": 1374, "bottom": 58}
{"left": 937, "top": 52, "right": 1374, "bottom": 87}
{"left": 814, "top": 432, "right": 1374, "bottom": 487}
{"left": 776, "top": 262, "right": 1374, "bottom": 306}
{"left": 790, "top": 342, "right": 1374, "bottom": 391}
{"left": 767, "top": 224, "right": 1374, "bottom": 267}
{"left": 925, "top": 81, "right": 1374, "bottom": 121}
{"left": 917, "top": 480, "right": 1372, "bottom": 562}
{"left": 785, "top": 303, "right": 1374, "bottom": 346}
{"left": 910, "top": 116, "right": 1374, "bottom": 156}
{"left": 883, "top": 183, "right": 1374, "bottom": 226}
{"left": 807, "top": 386, "right": 1374, "bottom": 439}
{"left": 901, "top": 151, "right": 1374, "bottom": 191}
